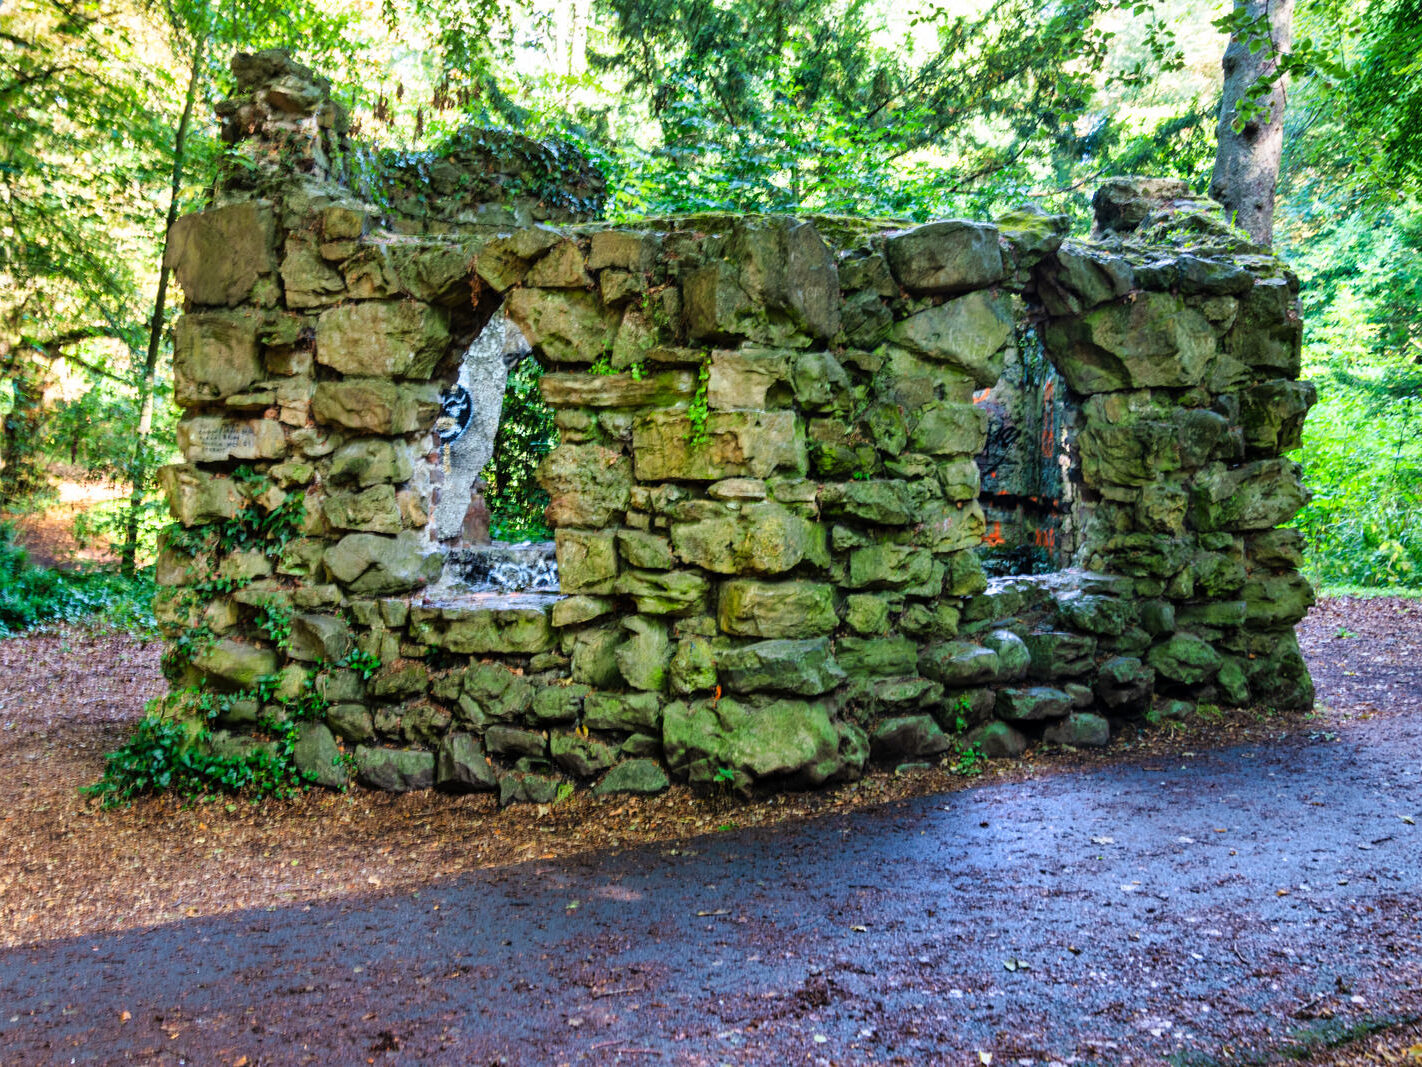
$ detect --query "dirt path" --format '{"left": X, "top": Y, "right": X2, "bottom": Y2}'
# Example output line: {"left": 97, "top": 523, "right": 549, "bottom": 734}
{"left": 0, "top": 598, "right": 1420, "bottom": 1063}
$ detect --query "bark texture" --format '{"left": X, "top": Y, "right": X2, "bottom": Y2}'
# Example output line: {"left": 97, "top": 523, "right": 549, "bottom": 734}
{"left": 1210, "top": 0, "right": 1293, "bottom": 247}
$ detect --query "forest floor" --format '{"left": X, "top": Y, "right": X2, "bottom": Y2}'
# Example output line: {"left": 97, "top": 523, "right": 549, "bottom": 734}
{"left": 0, "top": 474, "right": 122, "bottom": 568}
{"left": 0, "top": 597, "right": 1420, "bottom": 1063}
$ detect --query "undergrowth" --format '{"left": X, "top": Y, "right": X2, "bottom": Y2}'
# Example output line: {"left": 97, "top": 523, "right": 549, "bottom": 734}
{"left": 0, "top": 522, "right": 157, "bottom": 637}
{"left": 80, "top": 715, "right": 309, "bottom": 807}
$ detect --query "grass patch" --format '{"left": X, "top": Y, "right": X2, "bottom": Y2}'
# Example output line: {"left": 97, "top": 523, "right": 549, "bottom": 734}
{"left": 1315, "top": 583, "right": 1422, "bottom": 600}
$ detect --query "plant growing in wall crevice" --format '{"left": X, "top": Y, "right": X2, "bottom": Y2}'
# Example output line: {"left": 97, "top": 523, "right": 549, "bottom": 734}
{"left": 686, "top": 357, "right": 712, "bottom": 447}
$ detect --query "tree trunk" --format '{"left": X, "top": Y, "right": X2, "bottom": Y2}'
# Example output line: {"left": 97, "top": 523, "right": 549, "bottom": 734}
{"left": 1210, "top": 0, "right": 1293, "bottom": 247}
{"left": 119, "top": 34, "right": 205, "bottom": 576}
{"left": 0, "top": 359, "right": 46, "bottom": 509}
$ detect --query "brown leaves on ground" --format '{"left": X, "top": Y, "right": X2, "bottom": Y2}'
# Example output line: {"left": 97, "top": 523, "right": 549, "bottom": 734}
{"left": 1, "top": 596, "right": 1420, "bottom": 967}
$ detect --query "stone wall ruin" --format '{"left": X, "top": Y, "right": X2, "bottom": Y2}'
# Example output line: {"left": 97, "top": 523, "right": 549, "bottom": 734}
{"left": 154, "top": 52, "right": 1317, "bottom": 802}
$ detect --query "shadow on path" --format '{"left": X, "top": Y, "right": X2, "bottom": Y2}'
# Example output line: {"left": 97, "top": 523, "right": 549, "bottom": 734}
{"left": 3, "top": 716, "right": 1420, "bottom": 1064}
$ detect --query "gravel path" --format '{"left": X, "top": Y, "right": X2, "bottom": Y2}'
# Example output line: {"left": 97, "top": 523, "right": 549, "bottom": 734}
{"left": 2, "top": 679, "right": 1420, "bottom": 1063}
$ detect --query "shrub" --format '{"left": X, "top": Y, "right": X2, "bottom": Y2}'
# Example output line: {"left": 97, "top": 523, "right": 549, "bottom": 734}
{"left": 0, "top": 522, "right": 157, "bottom": 637}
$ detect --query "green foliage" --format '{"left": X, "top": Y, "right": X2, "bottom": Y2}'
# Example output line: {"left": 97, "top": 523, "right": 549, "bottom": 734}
{"left": 337, "top": 647, "right": 382, "bottom": 681}
{"left": 160, "top": 623, "right": 214, "bottom": 680}
{"left": 253, "top": 602, "right": 293, "bottom": 650}
{"left": 0, "top": 523, "right": 157, "bottom": 637}
{"left": 481, "top": 358, "right": 557, "bottom": 542}
{"left": 951, "top": 742, "right": 986, "bottom": 776}
{"left": 81, "top": 711, "right": 313, "bottom": 808}
{"left": 217, "top": 482, "right": 306, "bottom": 556}
{"left": 686, "top": 358, "right": 711, "bottom": 447}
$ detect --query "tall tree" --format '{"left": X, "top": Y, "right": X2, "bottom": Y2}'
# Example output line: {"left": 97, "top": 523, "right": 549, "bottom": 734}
{"left": 1210, "top": 0, "right": 1294, "bottom": 245}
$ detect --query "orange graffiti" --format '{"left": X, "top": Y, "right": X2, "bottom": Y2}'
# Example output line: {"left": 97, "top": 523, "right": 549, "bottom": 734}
{"left": 982, "top": 521, "right": 1006, "bottom": 547}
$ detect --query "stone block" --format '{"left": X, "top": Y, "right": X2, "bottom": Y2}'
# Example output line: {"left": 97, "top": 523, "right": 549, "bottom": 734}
{"left": 524, "top": 240, "right": 590, "bottom": 288}
{"left": 550, "top": 732, "right": 616, "bottom": 777}
{"left": 327, "top": 439, "right": 416, "bottom": 487}
{"left": 173, "top": 310, "right": 265, "bottom": 406}
{"left": 165, "top": 200, "right": 278, "bottom": 307}
{"left": 707, "top": 350, "right": 791, "bottom": 410}
{"left": 890, "top": 290, "right": 1014, "bottom": 386}
{"left": 1023, "top": 630, "right": 1097, "bottom": 679}
{"left": 791, "top": 351, "right": 850, "bottom": 411}
{"left": 718, "top": 579, "right": 837, "bottom": 638}
{"left": 312, "top": 379, "right": 441, "bottom": 434}
{"left": 1226, "top": 277, "right": 1302, "bottom": 377}
{"left": 981, "top": 629, "right": 1030, "bottom": 681}
{"left": 280, "top": 236, "right": 345, "bottom": 308}
{"left": 570, "top": 627, "right": 624, "bottom": 688}
{"left": 505, "top": 287, "right": 619, "bottom": 363}
{"left": 613, "top": 569, "right": 711, "bottom": 615}
{"left": 844, "top": 594, "right": 890, "bottom": 635}
{"left": 1240, "top": 572, "right": 1315, "bottom": 628}
{"left": 919, "top": 640, "right": 999, "bottom": 686}
{"left": 1240, "top": 379, "right": 1316, "bottom": 454}
{"left": 919, "top": 501, "right": 987, "bottom": 554}
{"left": 820, "top": 480, "right": 914, "bottom": 525}
{"left": 532, "top": 683, "right": 589, "bottom": 724}
{"left": 589, "top": 230, "right": 661, "bottom": 271}
{"left": 1044, "top": 293, "right": 1216, "bottom": 393}
{"left": 910, "top": 402, "right": 990, "bottom": 455}
{"left": 871, "top": 715, "right": 951, "bottom": 760}
{"left": 584, "top": 691, "right": 662, "bottom": 734}
{"left": 884, "top": 220, "right": 1005, "bottom": 293}
{"left": 1095, "top": 655, "right": 1154, "bottom": 711}
{"left": 617, "top": 529, "right": 676, "bottom": 570}
{"left": 669, "top": 635, "right": 717, "bottom": 694}
{"left": 193, "top": 638, "right": 278, "bottom": 691}
{"left": 718, "top": 637, "right": 846, "bottom": 696}
{"left": 835, "top": 636, "right": 918, "bottom": 678}
{"left": 670, "top": 501, "right": 820, "bottom": 575}
{"left": 617, "top": 616, "right": 670, "bottom": 691}
{"left": 996, "top": 686, "right": 1074, "bottom": 720}
{"left": 292, "top": 723, "right": 347, "bottom": 789}
{"left": 594, "top": 759, "right": 670, "bottom": 796}
{"left": 845, "top": 544, "right": 934, "bottom": 590}
{"left": 325, "top": 703, "right": 374, "bottom": 744}
{"left": 288, "top": 613, "right": 353, "bottom": 663}
{"left": 967, "top": 720, "right": 1028, "bottom": 758}
{"left": 324, "top": 532, "right": 442, "bottom": 595}
{"left": 436, "top": 732, "right": 497, "bottom": 792}
{"left": 1191, "top": 459, "right": 1310, "bottom": 532}
{"left": 158, "top": 465, "right": 244, "bottom": 526}
{"left": 538, "top": 443, "right": 633, "bottom": 528}
{"left": 356, "top": 746, "right": 436, "bottom": 791}
{"left": 556, "top": 528, "right": 619, "bottom": 593}
{"left": 552, "top": 595, "right": 615, "bottom": 627}
{"left": 370, "top": 660, "right": 430, "bottom": 700}
{"left": 314, "top": 301, "right": 450, "bottom": 380}
{"left": 540, "top": 370, "right": 696, "bottom": 408}
{"left": 1043, "top": 712, "right": 1110, "bottom": 747}
{"left": 323, "top": 485, "right": 402, "bottom": 534}
{"left": 177, "top": 417, "right": 286, "bottom": 463}
{"left": 412, "top": 604, "right": 555, "bottom": 655}
{"left": 631, "top": 410, "right": 805, "bottom": 481}
{"left": 1147, "top": 632, "right": 1222, "bottom": 684}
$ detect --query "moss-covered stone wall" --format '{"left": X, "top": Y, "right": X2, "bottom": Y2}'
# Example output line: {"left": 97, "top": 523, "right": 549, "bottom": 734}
{"left": 153, "top": 53, "right": 1315, "bottom": 802}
